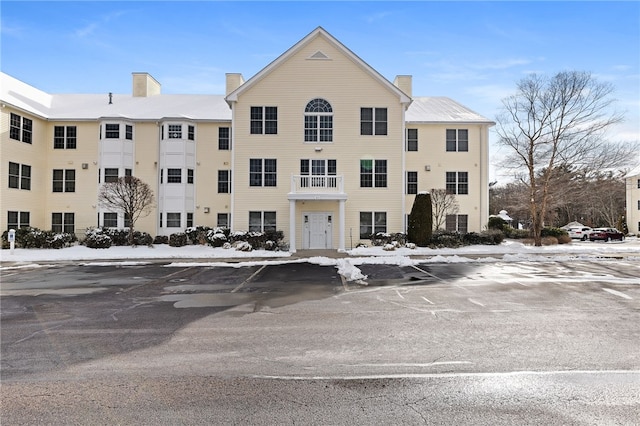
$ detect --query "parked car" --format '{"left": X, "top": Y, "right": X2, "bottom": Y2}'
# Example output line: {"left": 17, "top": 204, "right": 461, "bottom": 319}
{"left": 568, "top": 226, "right": 593, "bottom": 241}
{"left": 588, "top": 228, "right": 625, "bottom": 242}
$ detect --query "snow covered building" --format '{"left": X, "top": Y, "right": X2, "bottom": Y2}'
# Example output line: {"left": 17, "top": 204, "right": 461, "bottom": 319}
{"left": 625, "top": 164, "right": 640, "bottom": 235}
{"left": 1, "top": 27, "right": 494, "bottom": 251}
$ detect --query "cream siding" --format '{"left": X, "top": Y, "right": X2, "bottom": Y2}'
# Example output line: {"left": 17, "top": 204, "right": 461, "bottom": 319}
{"left": 626, "top": 171, "right": 640, "bottom": 235}
{"left": 1, "top": 27, "right": 493, "bottom": 250}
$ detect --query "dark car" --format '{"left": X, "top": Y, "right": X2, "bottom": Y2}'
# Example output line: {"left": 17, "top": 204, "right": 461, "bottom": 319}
{"left": 588, "top": 228, "right": 625, "bottom": 242}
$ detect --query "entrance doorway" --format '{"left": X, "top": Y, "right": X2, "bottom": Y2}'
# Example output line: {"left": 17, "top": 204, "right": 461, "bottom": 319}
{"left": 303, "top": 212, "right": 332, "bottom": 249}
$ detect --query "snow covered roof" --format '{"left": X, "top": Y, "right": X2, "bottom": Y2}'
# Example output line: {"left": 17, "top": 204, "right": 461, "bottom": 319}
{"left": 3, "top": 71, "right": 492, "bottom": 125}
{"left": 406, "top": 97, "right": 494, "bottom": 124}
{"left": 625, "top": 164, "right": 640, "bottom": 178}
{"left": 1, "top": 72, "right": 231, "bottom": 121}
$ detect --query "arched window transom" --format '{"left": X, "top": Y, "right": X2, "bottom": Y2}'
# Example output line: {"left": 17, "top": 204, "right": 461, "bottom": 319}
{"left": 304, "top": 98, "right": 333, "bottom": 142}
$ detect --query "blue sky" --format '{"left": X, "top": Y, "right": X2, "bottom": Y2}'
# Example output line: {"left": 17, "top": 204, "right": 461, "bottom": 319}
{"left": 2, "top": 1, "right": 639, "bottom": 181}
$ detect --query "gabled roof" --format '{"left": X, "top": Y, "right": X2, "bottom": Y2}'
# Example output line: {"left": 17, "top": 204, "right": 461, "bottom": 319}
{"left": 407, "top": 97, "right": 494, "bottom": 124}
{"left": 225, "top": 26, "right": 412, "bottom": 106}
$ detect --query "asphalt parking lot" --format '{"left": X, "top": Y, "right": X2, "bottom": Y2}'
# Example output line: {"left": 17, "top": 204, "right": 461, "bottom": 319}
{"left": 2, "top": 258, "right": 639, "bottom": 424}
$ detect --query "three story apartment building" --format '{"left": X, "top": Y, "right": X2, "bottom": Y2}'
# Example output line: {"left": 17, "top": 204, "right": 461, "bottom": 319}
{"left": 1, "top": 27, "right": 494, "bottom": 251}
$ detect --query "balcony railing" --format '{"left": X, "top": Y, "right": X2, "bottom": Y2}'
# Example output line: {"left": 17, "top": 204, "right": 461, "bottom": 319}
{"left": 290, "top": 175, "right": 344, "bottom": 194}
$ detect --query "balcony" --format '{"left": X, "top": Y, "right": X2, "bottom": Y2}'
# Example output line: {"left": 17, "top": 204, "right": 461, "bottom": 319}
{"left": 288, "top": 175, "right": 347, "bottom": 200}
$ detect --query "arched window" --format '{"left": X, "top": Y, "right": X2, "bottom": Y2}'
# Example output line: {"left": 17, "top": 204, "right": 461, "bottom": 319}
{"left": 304, "top": 98, "right": 333, "bottom": 142}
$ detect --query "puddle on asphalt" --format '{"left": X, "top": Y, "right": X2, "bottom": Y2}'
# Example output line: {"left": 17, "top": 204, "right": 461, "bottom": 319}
{"left": 0, "top": 287, "right": 109, "bottom": 297}
{"left": 160, "top": 293, "right": 255, "bottom": 308}
{"left": 160, "top": 285, "right": 336, "bottom": 310}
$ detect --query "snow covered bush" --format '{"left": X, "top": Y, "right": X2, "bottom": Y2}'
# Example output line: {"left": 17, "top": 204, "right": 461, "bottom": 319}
{"left": 370, "top": 232, "right": 406, "bottom": 247}
{"left": 2, "top": 227, "right": 77, "bottom": 249}
{"left": 233, "top": 241, "right": 252, "bottom": 252}
{"left": 405, "top": 243, "right": 417, "bottom": 249}
{"left": 169, "top": 232, "right": 188, "bottom": 247}
{"left": 382, "top": 243, "right": 396, "bottom": 251}
{"left": 84, "top": 228, "right": 112, "bottom": 249}
{"left": 206, "top": 228, "right": 229, "bottom": 248}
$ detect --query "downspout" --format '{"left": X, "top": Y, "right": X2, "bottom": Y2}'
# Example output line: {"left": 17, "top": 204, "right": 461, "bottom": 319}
{"left": 229, "top": 105, "right": 236, "bottom": 232}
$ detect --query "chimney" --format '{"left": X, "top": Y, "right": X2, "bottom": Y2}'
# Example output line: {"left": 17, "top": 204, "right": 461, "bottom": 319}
{"left": 132, "top": 72, "right": 161, "bottom": 97}
{"left": 393, "top": 75, "right": 412, "bottom": 98}
{"left": 226, "top": 73, "right": 244, "bottom": 96}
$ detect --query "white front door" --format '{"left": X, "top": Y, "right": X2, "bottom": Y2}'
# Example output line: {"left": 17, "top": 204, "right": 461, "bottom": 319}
{"left": 303, "top": 213, "right": 332, "bottom": 249}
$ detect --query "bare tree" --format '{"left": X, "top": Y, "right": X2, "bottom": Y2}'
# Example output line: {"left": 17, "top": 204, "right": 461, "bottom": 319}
{"left": 98, "top": 176, "right": 155, "bottom": 245}
{"left": 495, "top": 71, "right": 636, "bottom": 246}
{"left": 430, "top": 188, "right": 459, "bottom": 230}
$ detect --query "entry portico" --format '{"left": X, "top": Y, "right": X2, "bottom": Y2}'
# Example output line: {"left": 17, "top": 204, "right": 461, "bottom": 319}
{"left": 288, "top": 174, "right": 347, "bottom": 252}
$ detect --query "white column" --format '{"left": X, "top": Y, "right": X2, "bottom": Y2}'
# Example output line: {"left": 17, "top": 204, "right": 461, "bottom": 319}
{"left": 289, "top": 200, "right": 296, "bottom": 253}
{"left": 339, "top": 199, "right": 346, "bottom": 252}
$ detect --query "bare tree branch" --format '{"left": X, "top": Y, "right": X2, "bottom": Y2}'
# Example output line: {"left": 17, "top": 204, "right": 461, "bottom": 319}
{"left": 98, "top": 176, "right": 155, "bottom": 245}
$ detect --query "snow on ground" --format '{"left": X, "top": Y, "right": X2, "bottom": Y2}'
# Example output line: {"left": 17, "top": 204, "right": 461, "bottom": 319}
{"left": 1, "top": 238, "right": 638, "bottom": 281}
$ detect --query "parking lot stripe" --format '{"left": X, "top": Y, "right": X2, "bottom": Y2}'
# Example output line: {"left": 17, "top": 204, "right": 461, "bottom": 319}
{"left": 410, "top": 265, "right": 445, "bottom": 282}
{"left": 468, "top": 298, "right": 485, "bottom": 307}
{"left": 231, "top": 265, "right": 267, "bottom": 293}
{"left": 421, "top": 296, "right": 434, "bottom": 305}
{"left": 602, "top": 288, "right": 632, "bottom": 300}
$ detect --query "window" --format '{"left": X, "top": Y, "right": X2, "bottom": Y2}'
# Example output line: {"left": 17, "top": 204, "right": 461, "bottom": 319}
{"left": 446, "top": 129, "right": 469, "bottom": 152}
{"left": 407, "top": 171, "right": 418, "bottom": 194}
{"left": 103, "top": 212, "right": 118, "bottom": 228}
{"left": 219, "top": 127, "right": 230, "bottom": 150}
{"left": 126, "top": 125, "right": 133, "bottom": 140}
{"left": 446, "top": 214, "right": 468, "bottom": 233}
{"left": 249, "top": 211, "right": 276, "bottom": 232}
{"left": 167, "top": 124, "right": 181, "bottom": 139}
{"left": 8, "top": 162, "right": 31, "bottom": 190}
{"left": 52, "top": 213, "right": 75, "bottom": 233}
{"left": 166, "top": 213, "right": 181, "bottom": 227}
{"left": 300, "top": 159, "right": 337, "bottom": 187}
{"left": 187, "top": 169, "right": 194, "bottom": 184}
{"left": 637, "top": 179, "right": 640, "bottom": 189}
{"left": 52, "top": 169, "right": 75, "bottom": 192}
{"left": 360, "top": 159, "right": 387, "bottom": 188}
{"left": 249, "top": 159, "right": 277, "bottom": 187}
{"left": 218, "top": 170, "right": 231, "bottom": 193}
{"left": 187, "top": 213, "right": 193, "bottom": 228}
{"left": 407, "top": 128, "right": 418, "bottom": 151}
{"left": 360, "top": 108, "right": 387, "bottom": 135}
{"left": 105, "top": 124, "right": 120, "bottom": 139}
{"left": 7, "top": 211, "right": 30, "bottom": 230}
{"left": 304, "top": 98, "right": 333, "bottom": 142}
{"left": 54, "top": 126, "right": 77, "bottom": 149}
{"left": 10, "top": 113, "right": 32, "bottom": 143}
{"left": 104, "top": 168, "right": 119, "bottom": 183}
{"left": 124, "top": 213, "right": 131, "bottom": 228}
{"left": 359, "top": 212, "right": 387, "bottom": 239}
{"left": 637, "top": 200, "right": 640, "bottom": 210}
{"left": 217, "top": 213, "right": 229, "bottom": 228}
{"left": 446, "top": 172, "right": 468, "bottom": 195}
{"left": 167, "top": 169, "right": 182, "bottom": 183}
{"left": 188, "top": 125, "right": 195, "bottom": 141}
{"left": 251, "top": 106, "right": 278, "bottom": 135}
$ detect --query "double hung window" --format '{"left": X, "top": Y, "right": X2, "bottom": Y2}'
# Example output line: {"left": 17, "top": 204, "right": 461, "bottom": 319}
{"left": 360, "top": 108, "right": 387, "bottom": 135}
{"left": 219, "top": 127, "right": 230, "bottom": 150}
{"left": 249, "top": 159, "right": 277, "bottom": 187}
{"left": 53, "top": 169, "right": 76, "bottom": 192}
{"left": 359, "top": 212, "right": 387, "bottom": 239}
{"left": 446, "top": 214, "right": 468, "bottom": 233}
{"left": 446, "top": 172, "right": 469, "bottom": 195}
{"left": 54, "top": 126, "right": 77, "bottom": 149}
{"left": 7, "top": 211, "right": 30, "bottom": 230}
{"left": 218, "top": 170, "right": 231, "bottom": 193}
{"left": 52, "top": 213, "right": 75, "bottom": 233}
{"left": 251, "top": 106, "right": 278, "bottom": 134}
{"left": 360, "top": 159, "right": 387, "bottom": 188}
{"left": 8, "top": 162, "right": 31, "bottom": 190}
{"left": 407, "top": 128, "right": 418, "bottom": 151}
{"left": 10, "top": 113, "right": 32, "bottom": 143}
{"left": 446, "top": 129, "right": 469, "bottom": 152}
{"left": 406, "top": 171, "right": 418, "bottom": 194}
{"left": 249, "top": 211, "right": 276, "bottom": 232}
